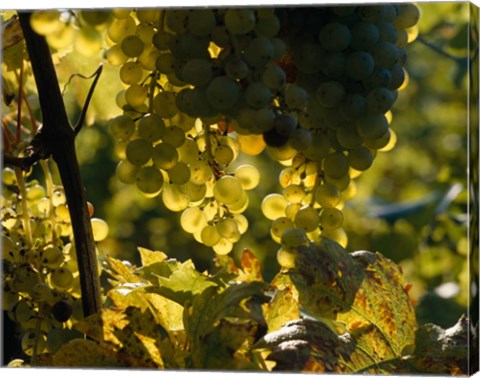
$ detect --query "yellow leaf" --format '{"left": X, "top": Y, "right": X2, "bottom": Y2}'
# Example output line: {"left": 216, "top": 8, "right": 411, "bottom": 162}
{"left": 138, "top": 246, "right": 168, "bottom": 267}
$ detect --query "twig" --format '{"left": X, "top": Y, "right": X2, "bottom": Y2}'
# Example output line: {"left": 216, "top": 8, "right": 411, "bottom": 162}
{"left": 416, "top": 35, "right": 464, "bottom": 62}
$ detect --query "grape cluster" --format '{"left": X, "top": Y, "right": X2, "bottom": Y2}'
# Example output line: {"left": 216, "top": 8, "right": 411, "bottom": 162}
{"left": 1, "top": 166, "right": 108, "bottom": 357}
{"left": 100, "top": 5, "right": 418, "bottom": 258}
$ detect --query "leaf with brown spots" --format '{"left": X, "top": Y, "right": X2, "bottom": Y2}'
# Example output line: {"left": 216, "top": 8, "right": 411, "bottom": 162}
{"left": 262, "top": 289, "right": 300, "bottom": 333}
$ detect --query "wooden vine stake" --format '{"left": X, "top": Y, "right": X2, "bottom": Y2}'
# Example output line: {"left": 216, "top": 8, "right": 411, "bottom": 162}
{"left": 17, "top": 13, "right": 102, "bottom": 318}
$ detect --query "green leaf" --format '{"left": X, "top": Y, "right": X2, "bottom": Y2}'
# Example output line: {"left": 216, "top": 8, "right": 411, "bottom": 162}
{"left": 145, "top": 259, "right": 218, "bottom": 305}
{"left": 138, "top": 246, "right": 168, "bottom": 267}
{"left": 184, "top": 281, "right": 266, "bottom": 367}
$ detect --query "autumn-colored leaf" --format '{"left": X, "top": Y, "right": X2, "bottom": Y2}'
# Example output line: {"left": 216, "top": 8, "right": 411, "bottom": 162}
{"left": 240, "top": 249, "right": 264, "bottom": 282}
{"left": 262, "top": 289, "right": 300, "bottom": 333}
{"left": 105, "top": 256, "right": 143, "bottom": 284}
{"left": 52, "top": 339, "right": 125, "bottom": 367}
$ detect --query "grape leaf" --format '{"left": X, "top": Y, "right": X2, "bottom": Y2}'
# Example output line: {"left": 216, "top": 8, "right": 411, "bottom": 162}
{"left": 105, "top": 256, "right": 143, "bottom": 284}
{"left": 262, "top": 289, "right": 300, "bottom": 333}
{"left": 184, "top": 281, "right": 266, "bottom": 367}
{"left": 239, "top": 249, "right": 264, "bottom": 282}
{"left": 51, "top": 339, "right": 125, "bottom": 367}
{"left": 286, "top": 241, "right": 416, "bottom": 371}
{"left": 138, "top": 246, "right": 168, "bottom": 266}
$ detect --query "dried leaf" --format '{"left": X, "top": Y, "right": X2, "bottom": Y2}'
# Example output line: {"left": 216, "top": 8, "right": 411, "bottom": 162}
{"left": 52, "top": 339, "right": 124, "bottom": 367}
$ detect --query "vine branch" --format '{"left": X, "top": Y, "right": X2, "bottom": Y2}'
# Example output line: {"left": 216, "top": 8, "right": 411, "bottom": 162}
{"left": 17, "top": 12, "right": 102, "bottom": 319}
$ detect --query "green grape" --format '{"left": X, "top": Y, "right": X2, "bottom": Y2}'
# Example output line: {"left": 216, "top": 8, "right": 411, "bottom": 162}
{"left": 348, "top": 146, "right": 374, "bottom": 171}
{"left": 244, "top": 36, "right": 275, "bottom": 68}
{"left": 109, "top": 115, "right": 136, "bottom": 141}
{"left": 162, "top": 184, "right": 190, "bottom": 212}
{"left": 155, "top": 53, "right": 176, "bottom": 74}
{"left": 294, "top": 42, "right": 323, "bottom": 74}
{"left": 294, "top": 205, "right": 320, "bottom": 232}
{"left": 376, "top": 21, "right": 398, "bottom": 43}
{"left": 216, "top": 218, "right": 240, "bottom": 240}
{"left": 138, "top": 45, "right": 160, "bottom": 71}
{"left": 226, "top": 190, "right": 249, "bottom": 214}
{"left": 211, "top": 25, "right": 230, "bottom": 47}
{"left": 366, "top": 87, "right": 395, "bottom": 114}
{"left": 121, "top": 35, "right": 145, "bottom": 57}
{"left": 206, "top": 76, "right": 240, "bottom": 110}
{"left": 52, "top": 299, "right": 73, "bottom": 323}
{"left": 200, "top": 225, "right": 221, "bottom": 247}
{"left": 350, "top": 21, "right": 379, "bottom": 50}
{"left": 363, "top": 67, "right": 392, "bottom": 89}
{"left": 178, "top": 138, "right": 200, "bottom": 164}
{"left": 22, "top": 330, "right": 47, "bottom": 356}
{"left": 136, "top": 9, "right": 161, "bottom": 23}
{"left": 255, "top": 14, "right": 280, "bottom": 38}
{"left": 357, "top": 114, "right": 389, "bottom": 141}
{"left": 273, "top": 114, "right": 296, "bottom": 136}
{"left": 358, "top": 5, "right": 387, "bottom": 22}
{"left": 336, "top": 122, "right": 363, "bottom": 149}
{"left": 3, "top": 286, "right": 18, "bottom": 311}
{"left": 2, "top": 235, "right": 17, "bottom": 262}
{"left": 12, "top": 266, "right": 40, "bottom": 294}
{"left": 7, "top": 359, "right": 25, "bottom": 368}
{"left": 189, "top": 158, "right": 213, "bottom": 185}
{"left": 181, "top": 58, "right": 213, "bottom": 87}
{"left": 214, "top": 145, "right": 235, "bottom": 165}
{"left": 3, "top": 167, "right": 17, "bottom": 185}
{"left": 315, "top": 183, "right": 341, "bottom": 208}
{"left": 180, "top": 207, "right": 207, "bottom": 234}
{"left": 125, "top": 84, "right": 148, "bottom": 107}
{"left": 116, "top": 160, "right": 140, "bottom": 184}
{"left": 213, "top": 238, "right": 234, "bottom": 255}
{"left": 105, "top": 44, "right": 128, "bottom": 66}
{"left": 316, "top": 81, "right": 346, "bottom": 108}
{"left": 136, "top": 166, "right": 164, "bottom": 194}
{"left": 319, "top": 22, "right": 351, "bottom": 52}
{"left": 271, "top": 37, "right": 287, "bottom": 59}
{"left": 285, "top": 84, "right": 308, "bottom": 110}
{"left": 371, "top": 41, "right": 400, "bottom": 68}
{"left": 112, "top": 9, "right": 131, "bottom": 19}
{"left": 290, "top": 128, "right": 313, "bottom": 151}
{"left": 30, "top": 11, "right": 62, "bottom": 35}
{"left": 138, "top": 114, "right": 166, "bottom": 143}
{"left": 153, "top": 91, "right": 178, "bottom": 118}
{"left": 32, "top": 283, "right": 54, "bottom": 303}
{"left": 234, "top": 165, "right": 260, "bottom": 190}
{"left": 271, "top": 217, "right": 294, "bottom": 238}
{"left": 165, "top": 9, "right": 189, "bottom": 33}
{"left": 80, "top": 10, "right": 111, "bottom": 26}
{"left": 233, "top": 214, "right": 249, "bottom": 234}
{"left": 91, "top": 218, "right": 109, "bottom": 242}
{"left": 389, "top": 64, "right": 406, "bottom": 90}
{"left": 50, "top": 267, "right": 74, "bottom": 290}
{"left": 163, "top": 126, "right": 186, "bottom": 147}
{"left": 213, "top": 176, "right": 245, "bottom": 205}
{"left": 225, "top": 58, "right": 250, "bottom": 80}
{"left": 125, "top": 138, "right": 153, "bottom": 166}
{"left": 188, "top": 9, "right": 216, "bottom": 36}
{"left": 224, "top": 9, "right": 256, "bottom": 35}
{"left": 320, "top": 207, "right": 344, "bottom": 230}
{"left": 262, "top": 64, "right": 286, "bottom": 90}
{"left": 107, "top": 16, "right": 136, "bottom": 43}
{"left": 167, "top": 162, "right": 191, "bottom": 185}
{"left": 261, "top": 193, "right": 288, "bottom": 220}
{"left": 10, "top": 300, "right": 34, "bottom": 323}
{"left": 323, "top": 152, "right": 349, "bottom": 179}
{"left": 281, "top": 227, "right": 309, "bottom": 250}
{"left": 320, "top": 52, "right": 345, "bottom": 79}
{"left": 119, "top": 61, "right": 143, "bottom": 85}
{"left": 345, "top": 51, "right": 375, "bottom": 81}
{"left": 283, "top": 185, "right": 305, "bottom": 203}
{"left": 41, "top": 247, "right": 64, "bottom": 269}
{"left": 325, "top": 172, "right": 350, "bottom": 191}
{"left": 135, "top": 23, "right": 155, "bottom": 46}
{"left": 394, "top": 3, "right": 420, "bottom": 28}
{"left": 276, "top": 247, "right": 296, "bottom": 269}
{"left": 152, "top": 143, "right": 178, "bottom": 170}
{"left": 340, "top": 93, "right": 367, "bottom": 120}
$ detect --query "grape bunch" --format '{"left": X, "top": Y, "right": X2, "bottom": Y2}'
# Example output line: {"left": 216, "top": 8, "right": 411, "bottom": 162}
{"left": 1, "top": 165, "right": 108, "bottom": 358}
{"left": 98, "top": 5, "right": 418, "bottom": 258}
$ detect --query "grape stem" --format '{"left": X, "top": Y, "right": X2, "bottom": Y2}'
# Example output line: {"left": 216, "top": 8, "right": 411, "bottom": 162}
{"left": 14, "top": 167, "right": 33, "bottom": 247}
{"left": 15, "top": 48, "right": 25, "bottom": 145}
{"left": 40, "top": 160, "right": 58, "bottom": 243}
{"left": 416, "top": 35, "right": 474, "bottom": 62}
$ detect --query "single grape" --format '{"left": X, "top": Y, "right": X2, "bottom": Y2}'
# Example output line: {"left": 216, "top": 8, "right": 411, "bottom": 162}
{"left": 125, "top": 84, "right": 148, "bottom": 107}
{"left": 347, "top": 146, "right": 374, "bottom": 171}
{"left": 22, "top": 330, "right": 47, "bottom": 356}
{"left": 50, "top": 267, "right": 74, "bottom": 290}
{"left": 281, "top": 227, "right": 309, "bottom": 250}
{"left": 167, "top": 162, "right": 191, "bottom": 185}
{"left": 316, "top": 81, "right": 346, "bottom": 108}
{"left": 216, "top": 218, "right": 240, "bottom": 240}
{"left": 276, "top": 248, "right": 296, "bottom": 269}
{"left": 109, "top": 115, "right": 136, "bottom": 141}
{"left": 244, "top": 36, "right": 275, "bottom": 68}
{"left": 152, "top": 143, "right": 178, "bottom": 170}
{"left": 315, "top": 183, "right": 341, "bottom": 208}
{"left": 234, "top": 165, "right": 260, "bottom": 190}
{"left": 91, "top": 218, "right": 109, "bottom": 242}
{"left": 153, "top": 91, "right": 178, "bottom": 119}
{"left": 245, "top": 81, "right": 272, "bottom": 109}
{"left": 357, "top": 114, "right": 389, "bottom": 141}
{"left": 255, "top": 14, "right": 280, "bottom": 38}
{"left": 350, "top": 21, "right": 380, "bottom": 50}
{"left": 394, "top": 3, "right": 420, "bottom": 28}
{"left": 200, "top": 225, "right": 221, "bottom": 247}
{"left": 155, "top": 53, "right": 176, "bottom": 74}
{"left": 121, "top": 35, "right": 145, "bottom": 57}
{"left": 41, "top": 247, "right": 64, "bottom": 269}
{"left": 214, "top": 145, "right": 235, "bottom": 165}
{"left": 319, "top": 22, "right": 351, "bottom": 52}
{"left": 345, "top": 51, "right": 375, "bottom": 81}
{"left": 138, "top": 114, "right": 166, "bottom": 143}
{"left": 320, "top": 207, "right": 344, "bottom": 230}
{"left": 294, "top": 205, "right": 320, "bottom": 232}
{"left": 181, "top": 58, "right": 213, "bottom": 87}
{"left": 52, "top": 299, "right": 73, "bottom": 323}
{"left": 262, "top": 64, "right": 286, "bottom": 90}
{"left": 116, "top": 160, "right": 140, "bottom": 184}
{"left": 213, "top": 176, "right": 245, "bottom": 205}
{"left": 187, "top": 9, "right": 216, "bottom": 36}
{"left": 366, "top": 87, "right": 395, "bottom": 114}
{"left": 162, "top": 184, "right": 190, "bottom": 212}
{"left": 136, "top": 166, "right": 164, "bottom": 194}
{"left": 283, "top": 184, "right": 305, "bottom": 203}
{"left": 125, "top": 138, "right": 152, "bottom": 166}
{"left": 285, "top": 84, "right": 308, "bottom": 110}
{"left": 180, "top": 207, "right": 207, "bottom": 234}
{"left": 213, "top": 238, "right": 234, "bottom": 255}
{"left": 271, "top": 217, "right": 294, "bottom": 238}
{"left": 189, "top": 158, "right": 213, "bottom": 185}
{"left": 224, "top": 9, "right": 256, "bottom": 35}
{"left": 206, "top": 76, "right": 240, "bottom": 110}
{"left": 323, "top": 152, "right": 349, "bottom": 179}
{"left": 261, "top": 193, "right": 288, "bottom": 221}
